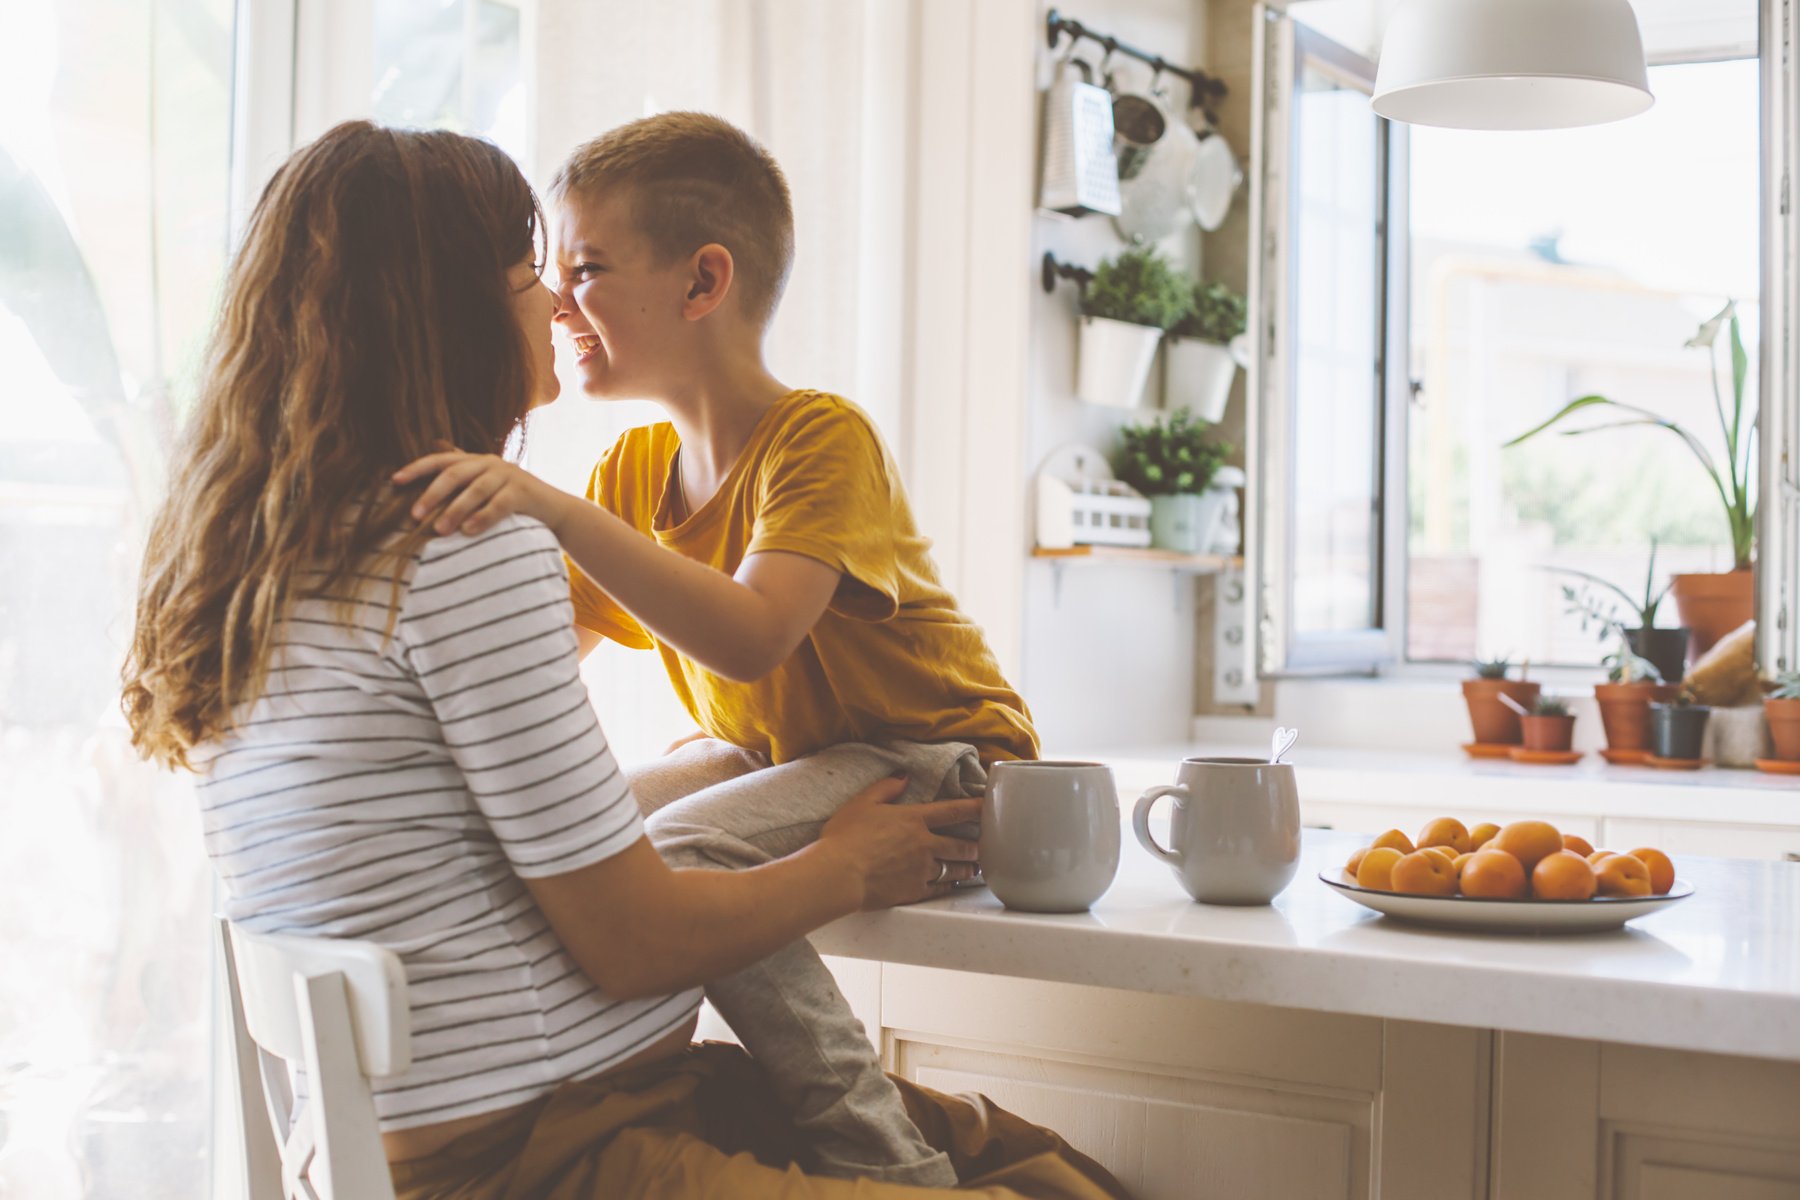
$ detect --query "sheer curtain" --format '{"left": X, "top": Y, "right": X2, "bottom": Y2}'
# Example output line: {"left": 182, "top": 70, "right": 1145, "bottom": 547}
{"left": 526, "top": 0, "right": 914, "bottom": 764}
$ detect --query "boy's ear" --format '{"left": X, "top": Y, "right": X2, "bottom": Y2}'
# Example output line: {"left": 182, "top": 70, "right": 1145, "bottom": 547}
{"left": 682, "top": 244, "right": 735, "bottom": 321}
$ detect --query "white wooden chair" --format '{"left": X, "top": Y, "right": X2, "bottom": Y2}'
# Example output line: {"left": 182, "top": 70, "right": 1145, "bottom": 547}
{"left": 217, "top": 916, "right": 410, "bottom": 1200}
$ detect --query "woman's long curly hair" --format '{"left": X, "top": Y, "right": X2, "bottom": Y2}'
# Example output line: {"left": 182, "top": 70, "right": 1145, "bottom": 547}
{"left": 123, "top": 121, "right": 544, "bottom": 769}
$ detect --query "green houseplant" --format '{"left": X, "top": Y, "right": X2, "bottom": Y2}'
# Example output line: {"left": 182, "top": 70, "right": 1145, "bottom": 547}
{"left": 1592, "top": 624, "right": 1677, "bottom": 761}
{"left": 1505, "top": 301, "right": 1756, "bottom": 659}
{"left": 1076, "top": 248, "right": 1193, "bottom": 410}
{"left": 1165, "top": 279, "right": 1249, "bottom": 423}
{"left": 1521, "top": 695, "right": 1577, "bottom": 754}
{"left": 1460, "top": 657, "right": 1541, "bottom": 748}
{"left": 1115, "top": 408, "right": 1232, "bottom": 553}
{"left": 1765, "top": 671, "right": 1800, "bottom": 762}
{"left": 1552, "top": 539, "right": 1686, "bottom": 684}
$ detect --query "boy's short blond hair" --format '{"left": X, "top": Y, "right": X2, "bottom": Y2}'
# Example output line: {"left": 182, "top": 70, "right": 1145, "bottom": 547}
{"left": 551, "top": 112, "right": 795, "bottom": 326}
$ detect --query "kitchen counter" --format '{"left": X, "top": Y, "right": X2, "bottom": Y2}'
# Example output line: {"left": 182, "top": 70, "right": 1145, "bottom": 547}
{"left": 812, "top": 823, "right": 1800, "bottom": 1062}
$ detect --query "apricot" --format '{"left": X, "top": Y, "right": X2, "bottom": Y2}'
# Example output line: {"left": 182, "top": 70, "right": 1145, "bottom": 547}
{"left": 1459, "top": 849, "right": 1527, "bottom": 899}
{"left": 1345, "top": 846, "right": 1369, "bottom": 878}
{"left": 1422, "top": 845, "right": 1459, "bottom": 868}
{"left": 1356, "top": 846, "right": 1405, "bottom": 891}
{"left": 1532, "top": 850, "right": 1598, "bottom": 901}
{"left": 1469, "top": 822, "right": 1501, "bottom": 850}
{"left": 1491, "top": 820, "right": 1563, "bottom": 875}
{"left": 1587, "top": 850, "right": 1616, "bottom": 867}
{"left": 1417, "top": 817, "right": 1471, "bottom": 855}
{"left": 1392, "top": 850, "right": 1459, "bottom": 896}
{"left": 1370, "top": 829, "right": 1416, "bottom": 856}
{"left": 1595, "top": 853, "right": 1652, "bottom": 898}
{"left": 1627, "top": 847, "right": 1676, "bottom": 896}
{"left": 1451, "top": 852, "right": 1474, "bottom": 876}
{"left": 1562, "top": 833, "right": 1595, "bottom": 858}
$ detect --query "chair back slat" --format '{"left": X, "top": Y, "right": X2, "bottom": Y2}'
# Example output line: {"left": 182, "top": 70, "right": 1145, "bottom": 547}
{"left": 217, "top": 916, "right": 408, "bottom": 1200}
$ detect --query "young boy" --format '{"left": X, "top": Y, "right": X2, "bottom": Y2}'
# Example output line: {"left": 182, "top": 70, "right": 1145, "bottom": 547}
{"left": 395, "top": 112, "right": 1038, "bottom": 1187}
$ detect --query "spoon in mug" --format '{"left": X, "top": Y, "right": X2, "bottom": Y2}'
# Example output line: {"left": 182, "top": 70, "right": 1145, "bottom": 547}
{"left": 1269, "top": 726, "right": 1298, "bottom": 764}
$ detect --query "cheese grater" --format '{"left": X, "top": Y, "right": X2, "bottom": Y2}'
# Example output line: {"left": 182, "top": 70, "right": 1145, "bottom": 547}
{"left": 1039, "top": 59, "right": 1121, "bottom": 217}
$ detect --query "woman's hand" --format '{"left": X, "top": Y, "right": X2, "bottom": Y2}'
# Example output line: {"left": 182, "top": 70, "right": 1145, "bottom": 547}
{"left": 817, "top": 774, "right": 983, "bottom": 910}
{"left": 392, "top": 449, "right": 575, "bottom": 536}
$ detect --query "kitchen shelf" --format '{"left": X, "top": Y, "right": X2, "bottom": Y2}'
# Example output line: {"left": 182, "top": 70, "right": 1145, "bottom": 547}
{"left": 1032, "top": 546, "right": 1242, "bottom": 573}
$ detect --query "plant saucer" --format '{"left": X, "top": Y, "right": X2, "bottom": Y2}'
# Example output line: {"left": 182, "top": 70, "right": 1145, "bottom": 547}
{"left": 1754, "top": 757, "right": 1800, "bottom": 776}
{"left": 1461, "top": 742, "right": 1516, "bottom": 760}
{"left": 1508, "top": 747, "right": 1583, "bottom": 766}
{"left": 1644, "top": 754, "right": 1707, "bottom": 771}
{"left": 1598, "top": 747, "right": 1649, "bottom": 766}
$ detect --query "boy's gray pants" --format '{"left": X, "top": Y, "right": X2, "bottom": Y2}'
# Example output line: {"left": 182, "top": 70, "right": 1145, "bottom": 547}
{"left": 627, "top": 737, "right": 988, "bottom": 1187}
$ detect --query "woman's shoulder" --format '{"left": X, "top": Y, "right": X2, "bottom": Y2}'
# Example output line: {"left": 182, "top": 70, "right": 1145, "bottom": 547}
{"left": 411, "top": 514, "right": 565, "bottom": 580}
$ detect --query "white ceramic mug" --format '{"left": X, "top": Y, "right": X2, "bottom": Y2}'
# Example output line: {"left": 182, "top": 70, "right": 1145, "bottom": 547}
{"left": 981, "top": 761, "right": 1121, "bottom": 913}
{"left": 1133, "top": 757, "right": 1300, "bottom": 905}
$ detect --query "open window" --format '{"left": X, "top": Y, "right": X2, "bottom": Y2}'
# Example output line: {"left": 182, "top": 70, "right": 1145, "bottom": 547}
{"left": 1248, "top": 7, "right": 1408, "bottom": 676}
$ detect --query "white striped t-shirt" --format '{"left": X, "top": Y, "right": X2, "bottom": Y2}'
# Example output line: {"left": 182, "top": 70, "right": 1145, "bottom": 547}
{"left": 195, "top": 514, "right": 701, "bottom": 1131}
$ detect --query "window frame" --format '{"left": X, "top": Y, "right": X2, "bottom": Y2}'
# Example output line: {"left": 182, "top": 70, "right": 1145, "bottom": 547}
{"left": 1251, "top": 3, "right": 1799, "bottom": 681}
{"left": 1248, "top": 5, "right": 1410, "bottom": 679}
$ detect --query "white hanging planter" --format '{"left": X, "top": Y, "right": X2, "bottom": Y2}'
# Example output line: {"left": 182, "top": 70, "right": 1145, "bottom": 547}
{"left": 1149, "top": 491, "right": 1231, "bottom": 554}
{"left": 1076, "top": 316, "right": 1163, "bottom": 409}
{"left": 1163, "top": 337, "right": 1239, "bottom": 423}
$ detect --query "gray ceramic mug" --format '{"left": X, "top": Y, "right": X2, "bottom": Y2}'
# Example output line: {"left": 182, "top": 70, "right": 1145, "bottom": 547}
{"left": 981, "top": 761, "right": 1121, "bottom": 913}
{"left": 1133, "top": 757, "right": 1300, "bottom": 905}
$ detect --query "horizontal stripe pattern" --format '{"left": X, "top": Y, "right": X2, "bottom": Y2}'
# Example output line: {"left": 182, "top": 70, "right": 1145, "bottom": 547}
{"left": 197, "top": 515, "right": 700, "bottom": 1131}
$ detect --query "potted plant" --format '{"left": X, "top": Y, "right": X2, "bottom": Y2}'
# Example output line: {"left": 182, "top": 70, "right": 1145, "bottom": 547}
{"left": 1164, "top": 279, "right": 1248, "bottom": 423}
{"left": 1551, "top": 539, "right": 1687, "bottom": 684}
{"left": 1115, "top": 408, "right": 1232, "bottom": 553}
{"left": 1593, "top": 628, "right": 1677, "bottom": 758}
{"left": 1077, "top": 248, "right": 1193, "bottom": 410}
{"left": 1765, "top": 671, "right": 1800, "bottom": 762}
{"left": 1506, "top": 301, "right": 1755, "bottom": 661}
{"left": 1649, "top": 693, "right": 1711, "bottom": 762}
{"left": 1462, "top": 658, "right": 1541, "bottom": 746}
{"left": 1521, "top": 696, "right": 1576, "bottom": 753}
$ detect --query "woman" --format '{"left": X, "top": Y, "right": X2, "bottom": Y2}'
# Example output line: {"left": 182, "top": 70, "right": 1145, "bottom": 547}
{"left": 121, "top": 121, "right": 1127, "bottom": 1199}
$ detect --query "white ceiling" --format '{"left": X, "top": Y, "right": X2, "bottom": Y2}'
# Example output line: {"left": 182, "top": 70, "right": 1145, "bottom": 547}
{"left": 1289, "top": 0, "right": 1760, "bottom": 63}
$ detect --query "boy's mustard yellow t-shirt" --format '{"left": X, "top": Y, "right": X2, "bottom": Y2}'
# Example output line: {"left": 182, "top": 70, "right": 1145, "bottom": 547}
{"left": 568, "top": 389, "right": 1038, "bottom": 765}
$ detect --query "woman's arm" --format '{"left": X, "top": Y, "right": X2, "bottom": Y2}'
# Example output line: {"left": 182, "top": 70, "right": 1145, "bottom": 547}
{"left": 524, "top": 780, "right": 981, "bottom": 1000}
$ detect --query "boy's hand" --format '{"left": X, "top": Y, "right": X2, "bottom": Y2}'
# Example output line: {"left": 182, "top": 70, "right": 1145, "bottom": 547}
{"left": 393, "top": 449, "right": 573, "bottom": 537}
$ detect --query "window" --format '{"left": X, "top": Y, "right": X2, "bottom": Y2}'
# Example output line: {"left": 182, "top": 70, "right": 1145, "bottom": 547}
{"left": 1250, "top": 15, "right": 1407, "bottom": 675}
{"left": 1405, "top": 58, "right": 1761, "bottom": 666}
{"left": 1250, "top": 1, "right": 1797, "bottom": 678}
{"left": 0, "top": 1, "right": 234, "bottom": 1193}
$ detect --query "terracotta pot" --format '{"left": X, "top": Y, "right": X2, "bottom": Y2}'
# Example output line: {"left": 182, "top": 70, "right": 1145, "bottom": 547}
{"left": 1594, "top": 682, "right": 1679, "bottom": 752}
{"left": 1766, "top": 697, "right": 1800, "bottom": 761}
{"left": 1671, "top": 570, "right": 1754, "bottom": 663}
{"left": 1649, "top": 702, "right": 1711, "bottom": 760}
{"left": 1521, "top": 714, "right": 1576, "bottom": 752}
{"left": 1461, "top": 679, "right": 1542, "bottom": 745}
{"left": 1624, "top": 627, "right": 1689, "bottom": 686}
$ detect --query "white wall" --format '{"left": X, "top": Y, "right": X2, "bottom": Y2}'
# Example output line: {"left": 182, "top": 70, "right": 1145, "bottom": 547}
{"left": 1022, "top": 0, "right": 1216, "bottom": 751}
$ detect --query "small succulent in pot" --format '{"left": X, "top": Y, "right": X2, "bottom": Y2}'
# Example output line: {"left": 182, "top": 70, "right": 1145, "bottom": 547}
{"left": 1595, "top": 626, "right": 1676, "bottom": 756}
{"left": 1521, "top": 695, "right": 1577, "bottom": 752}
{"left": 1649, "top": 689, "right": 1712, "bottom": 762}
{"left": 1764, "top": 670, "right": 1800, "bottom": 761}
{"left": 1461, "top": 656, "right": 1541, "bottom": 747}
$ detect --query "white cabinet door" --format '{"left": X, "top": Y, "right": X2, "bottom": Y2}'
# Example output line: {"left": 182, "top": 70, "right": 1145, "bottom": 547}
{"left": 1602, "top": 817, "right": 1800, "bottom": 862}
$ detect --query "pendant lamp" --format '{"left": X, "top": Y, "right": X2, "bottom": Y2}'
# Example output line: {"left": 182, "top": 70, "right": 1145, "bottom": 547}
{"left": 1372, "top": 0, "right": 1653, "bottom": 130}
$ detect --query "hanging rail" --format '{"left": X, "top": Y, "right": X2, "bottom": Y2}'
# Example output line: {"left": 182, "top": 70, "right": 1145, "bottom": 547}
{"left": 1041, "top": 252, "right": 1093, "bottom": 295}
{"left": 1045, "top": 7, "right": 1228, "bottom": 119}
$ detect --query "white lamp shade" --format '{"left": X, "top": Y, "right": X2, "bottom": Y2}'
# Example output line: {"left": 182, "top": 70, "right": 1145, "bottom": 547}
{"left": 1372, "top": 0, "right": 1653, "bottom": 130}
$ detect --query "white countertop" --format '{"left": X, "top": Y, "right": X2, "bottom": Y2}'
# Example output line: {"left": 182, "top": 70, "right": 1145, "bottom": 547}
{"left": 1086, "top": 744, "right": 1800, "bottom": 829}
{"left": 811, "top": 824, "right": 1800, "bottom": 1062}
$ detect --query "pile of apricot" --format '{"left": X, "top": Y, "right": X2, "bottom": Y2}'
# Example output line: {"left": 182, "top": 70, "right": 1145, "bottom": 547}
{"left": 1343, "top": 818, "right": 1676, "bottom": 901}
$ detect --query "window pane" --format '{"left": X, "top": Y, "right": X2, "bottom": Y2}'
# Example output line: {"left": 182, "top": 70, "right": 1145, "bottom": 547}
{"left": 0, "top": 0, "right": 233, "bottom": 1193}
{"left": 371, "top": 0, "right": 526, "bottom": 162}
{"left": 1407, "top": 59, "right": 1760, "bottom": 665}
{"left": 1292, "top": 63, "right": 1382, "bottom": 635}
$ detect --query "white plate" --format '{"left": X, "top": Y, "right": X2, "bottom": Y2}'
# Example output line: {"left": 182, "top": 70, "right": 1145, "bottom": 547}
{"left": 1318, "top": 872, "right": 1695, "bottom": 934}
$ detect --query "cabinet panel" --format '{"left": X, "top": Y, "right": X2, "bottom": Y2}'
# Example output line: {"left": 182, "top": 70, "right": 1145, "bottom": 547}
{"left": 898, "top": 1041, "right": 1366, "bottom": 1200}
{"left": 1601, "top": 818, "right": 1800, "bottom": 863}
{"left": 1609, "top": 1130, "right": 1800, "bottom": 1200}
